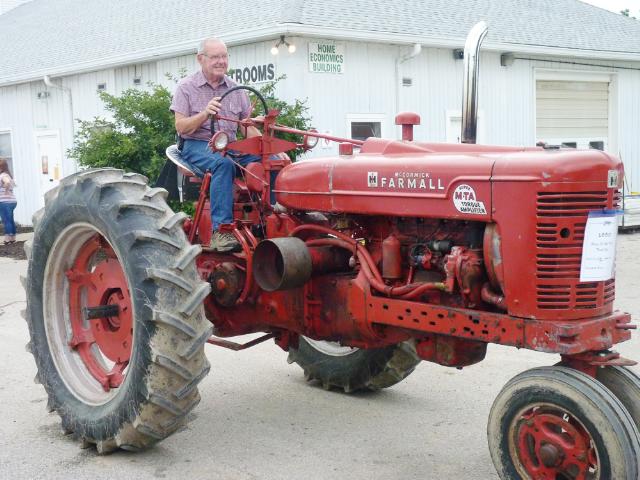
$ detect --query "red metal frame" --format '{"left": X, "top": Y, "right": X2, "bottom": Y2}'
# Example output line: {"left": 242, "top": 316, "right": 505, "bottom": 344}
{"left": 179, "top": 109, "right": 635, "bottom": 373}
{"left": 189, "top": 172, "right": 211, "bottom": 244}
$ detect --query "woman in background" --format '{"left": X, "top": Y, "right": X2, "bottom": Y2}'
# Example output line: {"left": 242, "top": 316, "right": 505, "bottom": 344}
{"left": 0, "top": 159, "right": 17, "bottom": 244}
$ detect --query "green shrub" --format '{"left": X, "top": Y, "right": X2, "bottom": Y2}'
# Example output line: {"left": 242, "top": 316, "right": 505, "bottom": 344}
{"left": 68, "top": 74, "right": 312, "bottom": 213}
{"left": 69, "top": 84, "right": 175, "bottom": 181}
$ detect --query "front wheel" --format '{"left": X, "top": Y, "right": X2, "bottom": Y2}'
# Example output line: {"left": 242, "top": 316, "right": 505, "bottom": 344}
{"left": 25, "top": 169, "right": 212, "bottom": 452}
{"left": 597, "top": 366, "right": 640, "bottom": 432}
{"left": 287, "top": 337, "right": 420, "bottom": 393}
{"left": 487, "top": 366, "right": 640, "bottom": 479}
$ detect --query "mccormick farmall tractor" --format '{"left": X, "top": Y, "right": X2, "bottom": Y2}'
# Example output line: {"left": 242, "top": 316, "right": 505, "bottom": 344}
{"left": 24, "top": 22, "right": 640, "bottom": 479}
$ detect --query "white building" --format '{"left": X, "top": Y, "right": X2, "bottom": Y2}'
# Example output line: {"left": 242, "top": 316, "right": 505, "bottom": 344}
{"left": 0, "top": 0, "right": 30, "bottom": 15}
{"left": 1, "top": 0, "right": 640, "bottom": 226}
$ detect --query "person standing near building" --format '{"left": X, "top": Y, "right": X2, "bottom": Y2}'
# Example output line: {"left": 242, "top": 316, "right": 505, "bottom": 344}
{"left": 170, "top": 37, "right": 262, "bottom": 252}
{"left": 0, "top": 158, "right": 17, "bottom": 244}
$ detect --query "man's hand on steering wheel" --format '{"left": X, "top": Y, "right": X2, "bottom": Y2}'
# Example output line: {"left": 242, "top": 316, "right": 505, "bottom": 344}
{"left": 210, "top": 86, "right": 269, "bottom": 137}
{"left": 205, "top": 96, "right": 222, "bottom": 117}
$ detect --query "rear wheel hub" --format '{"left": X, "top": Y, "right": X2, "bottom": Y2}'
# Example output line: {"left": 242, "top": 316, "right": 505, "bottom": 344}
{"left": 85, "top": 259, "right": 132, "bottom": 363}
{"left": 66, "top": 237, "right": 133, "bottom": 392}
{"left": 44, "top": 223, "right": 134, "bottom": 404}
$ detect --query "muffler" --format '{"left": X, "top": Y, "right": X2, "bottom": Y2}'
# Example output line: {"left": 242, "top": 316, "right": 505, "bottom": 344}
{"left": 253, "top": 237, "right": 312, "bottom": 291}
{"left": 253, "top": 238, "right": 352, "bottom": 291}
{"left": 461, "top": 21, "right": 488, "bottom": 144}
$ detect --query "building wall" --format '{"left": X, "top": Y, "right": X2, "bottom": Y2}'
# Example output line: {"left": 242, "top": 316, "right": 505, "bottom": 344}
{"left": 0, "top": 0, "right": 31, "bottom": 15}
{"left": 1, "top": 37, "right": 640, "bottom": 225}
{"left": 0, "top": 82, "right": 44, "bottom": 224}
{"left": 400, "top": 48, "right": 640, "bottom": 193}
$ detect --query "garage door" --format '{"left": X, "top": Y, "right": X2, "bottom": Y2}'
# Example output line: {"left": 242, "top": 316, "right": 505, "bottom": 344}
{"left": 536, "top": 80, "right": 609, "bottom": 150}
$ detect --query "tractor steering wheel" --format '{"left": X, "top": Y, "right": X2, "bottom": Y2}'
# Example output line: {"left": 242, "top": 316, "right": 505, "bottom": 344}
{"left": 210, "top": 85, "right": 269, "bottom": 137}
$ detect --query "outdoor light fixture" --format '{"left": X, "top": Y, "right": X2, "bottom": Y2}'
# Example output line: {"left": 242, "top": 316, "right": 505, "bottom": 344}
{"left": 271, "top": 35, "right": 296, "bottom": 55}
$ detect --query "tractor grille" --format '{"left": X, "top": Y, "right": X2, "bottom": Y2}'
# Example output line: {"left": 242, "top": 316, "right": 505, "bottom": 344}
{"left": 535, "top": 191, "right": 617, "bottom": 310}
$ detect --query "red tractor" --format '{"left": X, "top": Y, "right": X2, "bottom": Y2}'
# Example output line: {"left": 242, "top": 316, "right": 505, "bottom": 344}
{"left": 24, "top": 23, "right": 640, "bottom": 479}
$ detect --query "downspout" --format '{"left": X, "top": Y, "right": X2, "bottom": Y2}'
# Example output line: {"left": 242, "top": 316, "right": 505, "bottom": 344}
{"left": 43, "top": 75, "right": 76, "bottom": 170}
{"left": 395, "top": 43, "right": 422, "bottom": 121}
{"left": 460, "top": 22, "right": 488, "bottom": 144}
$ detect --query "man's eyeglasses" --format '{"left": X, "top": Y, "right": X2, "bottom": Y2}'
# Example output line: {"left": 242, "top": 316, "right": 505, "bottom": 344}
{"left": 201, "top": 53, "right": 229, "bottom": 62}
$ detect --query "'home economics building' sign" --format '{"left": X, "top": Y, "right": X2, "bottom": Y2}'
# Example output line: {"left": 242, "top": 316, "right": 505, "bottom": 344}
{"left": 308, "top": 42, "right": 345, "bottom": 74}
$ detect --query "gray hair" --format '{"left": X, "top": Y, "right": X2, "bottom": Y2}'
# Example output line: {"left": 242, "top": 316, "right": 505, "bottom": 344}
{"left": 197, "top": 37, "right": 226, "bottom": 54}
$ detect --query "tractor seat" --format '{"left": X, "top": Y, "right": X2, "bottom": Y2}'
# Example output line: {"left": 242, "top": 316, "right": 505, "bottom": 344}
{"left": 165, "top": 145, "right": 197, "bottom": 178}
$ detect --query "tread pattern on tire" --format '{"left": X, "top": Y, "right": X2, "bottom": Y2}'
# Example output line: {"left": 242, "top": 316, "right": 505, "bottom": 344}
{"left": 25, "top": 168, "right": 212, "bottom": 453}
{"left": 596, "top": 365, "right": 640, "bottom": 433}
{"left": 287, "top": 337, "right": 420, "bottom": 393}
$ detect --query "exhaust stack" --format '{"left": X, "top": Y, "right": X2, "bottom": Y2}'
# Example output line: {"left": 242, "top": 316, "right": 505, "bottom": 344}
{"left": 461, "top": 21, "right": 488, "bottom": 144}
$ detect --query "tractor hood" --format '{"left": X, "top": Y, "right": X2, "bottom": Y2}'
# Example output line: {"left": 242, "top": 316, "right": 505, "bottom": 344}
{"left": 274, "top": 138, "right": 623, "bottom": 220}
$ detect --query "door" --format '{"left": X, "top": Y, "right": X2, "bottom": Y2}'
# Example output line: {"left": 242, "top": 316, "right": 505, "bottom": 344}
{"left": 36, "top": 131, "right": 63, "bottom": 206}
{"left": 446, "top": 110, "right": 485, "bottom": 144}
{"left": 536, "top": 80, "right": 609, "bottom": 150}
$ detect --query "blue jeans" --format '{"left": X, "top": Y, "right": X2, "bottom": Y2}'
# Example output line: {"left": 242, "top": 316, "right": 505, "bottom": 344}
{"left": 0, "top": 201, "right": 17, "bottom": 236}
{"left": 181, "top": 140, "right": 261, "bottom": 230}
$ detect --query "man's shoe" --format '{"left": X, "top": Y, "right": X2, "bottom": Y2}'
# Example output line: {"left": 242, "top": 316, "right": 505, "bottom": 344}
{"left": 209, "top": 231, "right": 241, "bottom": 252}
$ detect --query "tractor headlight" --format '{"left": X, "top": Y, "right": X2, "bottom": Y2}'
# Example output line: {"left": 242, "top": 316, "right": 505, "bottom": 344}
{"left": 211, "top": 131, "right": 229, "bottom": 151}
{"left": 303, "top": 129, "right": 319, "bottom": 150}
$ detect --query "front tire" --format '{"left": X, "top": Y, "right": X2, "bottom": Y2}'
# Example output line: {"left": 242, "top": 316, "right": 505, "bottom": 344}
{"left": 487, "top": 366, "right": 640, "bottom": 479}
{"left": 597, "top": 366, "right": 640, "bottom": 432}
{"left": 25, "top": 168, "right": 212, "bottom": 452}
{"left": 287, "top": 337, "right": 420, "bottom": 393}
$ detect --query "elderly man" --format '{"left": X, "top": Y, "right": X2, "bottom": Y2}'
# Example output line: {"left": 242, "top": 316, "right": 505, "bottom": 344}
{"left": 170, "top": 37, "right": 261, "bottom": 252}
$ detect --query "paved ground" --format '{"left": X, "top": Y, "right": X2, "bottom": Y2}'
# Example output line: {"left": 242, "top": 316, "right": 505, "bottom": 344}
{"left": 1, "top": 233, "right": 639, "bottom": 480}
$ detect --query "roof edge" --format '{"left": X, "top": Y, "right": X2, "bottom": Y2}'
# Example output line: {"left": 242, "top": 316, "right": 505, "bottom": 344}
{"left": 1, "top": 24, "right": 639, "bottom": 87}
{"left": 282, "top": 24, "right": 640, "bottom": 61}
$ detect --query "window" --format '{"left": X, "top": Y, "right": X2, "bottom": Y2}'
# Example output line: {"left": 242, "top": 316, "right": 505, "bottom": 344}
{"left": 351, "top": 121, "right": 381, "bottom": 141}
{"left": 0, "top": 131, "right": 13, "bottom": 173}
{"left": 346, "top": 114, "right": 386, "bottom": 142}
{"left": 544, "top": 138, "right": 608, "bottom": 150}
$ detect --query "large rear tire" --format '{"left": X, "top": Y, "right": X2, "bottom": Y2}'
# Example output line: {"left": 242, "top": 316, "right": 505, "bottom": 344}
{"left": 287, "top": 337, "right": 420, "bottom": 393}
{"left": 24, "top": 168, "right": 212, "bottom": 453}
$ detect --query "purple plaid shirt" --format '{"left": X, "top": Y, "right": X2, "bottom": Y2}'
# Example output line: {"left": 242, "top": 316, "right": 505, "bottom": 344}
{"left": 170, "top": 71, "right": 251, "bottom": 141}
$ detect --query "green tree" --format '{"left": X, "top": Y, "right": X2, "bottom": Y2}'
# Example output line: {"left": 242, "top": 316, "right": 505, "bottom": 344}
{"left": 69, "top": 84, "right": 175, "bottom": 180}
{"left": 69, "top": 74, "right": 312, "bottom": 180}
{"left": 247, "top": 75, "right": 312, "bottom": 161}
{"left": 620, "top": 8, "right": 636, "bottom": 18}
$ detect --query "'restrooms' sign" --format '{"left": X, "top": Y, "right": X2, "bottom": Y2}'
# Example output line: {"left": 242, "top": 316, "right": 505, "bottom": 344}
{"left": 308, "top": 42, "right": 345, "bottom": 74}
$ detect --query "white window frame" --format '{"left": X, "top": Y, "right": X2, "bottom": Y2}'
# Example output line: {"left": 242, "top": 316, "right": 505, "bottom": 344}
{"left": 533, "top": 68, "right": 618, "bottom": 154}
{"left": 345, "top": 113, "right": 387, "bottom": 141}
{"left": 0, "top": 128, "right": 16, "bottom": 176}
{"left": 542, "top": 137, "right": 608, "bottom": 150}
